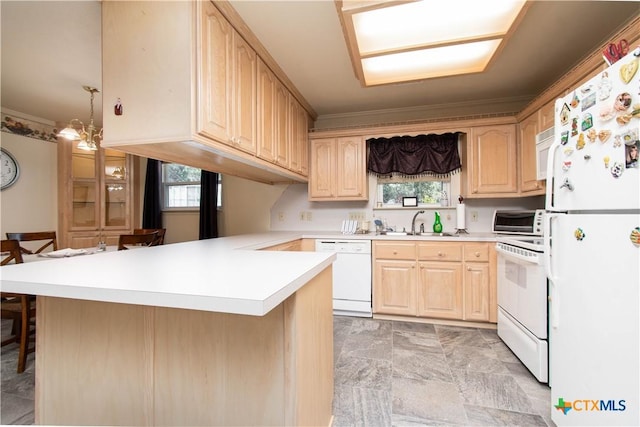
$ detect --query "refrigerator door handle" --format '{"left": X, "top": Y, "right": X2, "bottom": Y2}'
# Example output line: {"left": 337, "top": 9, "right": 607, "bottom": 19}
{"left": 545, "top": 213, "right": 560, "bottom": 329}
{"left": 544, "top": 213, "right": 558, "bottom": 281}
{"left": 545, "top": 105, "right": 561, "bottom": 211}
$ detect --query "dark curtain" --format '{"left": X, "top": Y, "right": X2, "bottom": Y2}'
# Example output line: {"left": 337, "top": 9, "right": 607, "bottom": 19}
{"left": 142, "top": 159, "right": 163, "bottom": 229}
{"left": 199, "top": 170, "right": 219, "bottom": 240}
{"left": 367, "top": 132, "right": 461, "bottom": 178}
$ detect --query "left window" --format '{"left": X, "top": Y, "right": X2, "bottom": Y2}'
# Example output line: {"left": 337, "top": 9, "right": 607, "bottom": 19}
{"left": 162, "top": 163, "right": 202, "bottom": 209}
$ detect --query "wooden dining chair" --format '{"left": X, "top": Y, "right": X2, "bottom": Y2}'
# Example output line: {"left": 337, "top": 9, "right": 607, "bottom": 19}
{"left": 117, "top": 232, "right": 158, "bottom": 250}
{"left": 6, "top": 231, "right": 58, "bottom": 254}
{"left": 134, "top": 228, "right": 166, "bottom": 246}
{"left": 1, "top": 239, "right": 36, "bottom": 373}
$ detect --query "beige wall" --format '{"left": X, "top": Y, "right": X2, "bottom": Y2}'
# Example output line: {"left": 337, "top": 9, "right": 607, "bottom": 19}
{"left": 0, "top": 132, "right": 58, "bottom": 238}
{"left": 137, "top": 158, "right": 286, "bottom": 243}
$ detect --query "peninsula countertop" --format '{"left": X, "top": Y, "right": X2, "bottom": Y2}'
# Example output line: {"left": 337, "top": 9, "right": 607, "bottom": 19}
{"left": 0, "top": 233, "right": 335, "bottom": 317}
{"left": 0, "top": 230, "right": 498, "bottom": 316}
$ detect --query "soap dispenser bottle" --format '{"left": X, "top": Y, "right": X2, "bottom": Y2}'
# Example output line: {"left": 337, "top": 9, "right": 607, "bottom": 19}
{"left": 433, "top": 211, "right": 443, "bottom": 233}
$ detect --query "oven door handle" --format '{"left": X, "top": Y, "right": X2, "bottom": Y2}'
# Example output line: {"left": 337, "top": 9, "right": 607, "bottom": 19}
{"left": 495, "top": 244, "right": 541, "bottom": 265}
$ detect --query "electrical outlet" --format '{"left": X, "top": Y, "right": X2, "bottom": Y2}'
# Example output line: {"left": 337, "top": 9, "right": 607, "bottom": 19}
{"left": 348, "top": 211, "right": 366, "bottom": 221}
{"left": 278, "top": 212, "right": 285, "bottom": 222}
{"left": 471, "top": 211, "right": 479, "bottom": 222}
{"left": 305, "top": 211, "right": 313, "bottom": 221}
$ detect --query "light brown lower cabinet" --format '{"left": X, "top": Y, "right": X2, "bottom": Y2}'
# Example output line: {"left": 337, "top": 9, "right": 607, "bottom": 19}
{"left": 373, "top": 240, "right": 496, "bottom": 323}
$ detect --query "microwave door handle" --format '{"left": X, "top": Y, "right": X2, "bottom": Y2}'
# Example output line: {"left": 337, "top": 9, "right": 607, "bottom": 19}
{"left": 545, "top": 213, "right": 560, "bottom": 329}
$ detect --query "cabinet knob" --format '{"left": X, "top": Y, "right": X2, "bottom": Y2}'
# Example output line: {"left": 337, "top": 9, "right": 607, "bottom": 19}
{"left": 438, "top": 252, "right": 444, "bottom": 257}
{"left": 393, "top": 250, "right": 398, "bottom": 255}
{"left": 474, "top": 252, "right": 480, "bottom": 257}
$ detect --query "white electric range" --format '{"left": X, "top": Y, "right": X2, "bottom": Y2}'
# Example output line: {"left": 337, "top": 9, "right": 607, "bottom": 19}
{"left": 493, "top": 210, "right": 548, "bottom": 383}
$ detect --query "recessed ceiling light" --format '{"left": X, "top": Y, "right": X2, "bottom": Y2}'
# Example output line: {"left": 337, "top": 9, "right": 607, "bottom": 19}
{"left": 337, "top": 0, "right": 529, "bottom": 86}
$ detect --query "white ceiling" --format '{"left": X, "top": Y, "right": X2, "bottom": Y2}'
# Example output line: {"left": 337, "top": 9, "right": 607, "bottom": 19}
{"left": 1, "top": 1, "right": 639, "bottom": 131}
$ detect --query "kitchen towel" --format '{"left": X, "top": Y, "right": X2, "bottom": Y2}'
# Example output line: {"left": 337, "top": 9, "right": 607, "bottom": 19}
{"left": 456, "top": 204, "right": 466, "bottom": 230}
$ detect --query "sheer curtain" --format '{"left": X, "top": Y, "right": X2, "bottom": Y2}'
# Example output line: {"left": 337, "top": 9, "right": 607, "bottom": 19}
{"left": 367, "top": 132, "right": 461, "bottom": 178}
{"left": 199, "top": 170, "right": 219, "bottom": 239}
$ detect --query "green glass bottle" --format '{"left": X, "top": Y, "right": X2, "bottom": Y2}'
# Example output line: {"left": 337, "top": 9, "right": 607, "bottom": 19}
{"left": 433, "top": 211, "right": 443, "bottom": 233}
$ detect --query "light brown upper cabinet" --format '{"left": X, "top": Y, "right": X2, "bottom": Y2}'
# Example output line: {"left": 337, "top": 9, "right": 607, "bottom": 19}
{"left": 101, "top": 1, "right": 312, "bottom": 185}
{"left": 199, "top": 5, "right": 257, "bottom": 155}
{"left": 461, "top": 124, "right": 518, "bottom": 197}
{"left": 518, "top": 114, "right": 545, "bottom": 195}
{"left": 308, "top": 136, "right": 368, "bottom": 201}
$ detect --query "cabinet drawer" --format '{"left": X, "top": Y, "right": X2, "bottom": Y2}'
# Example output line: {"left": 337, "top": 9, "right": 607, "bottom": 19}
{"left": 417, "top": 243, "right": 462, "bottom": 261}
{"left": 464, "top": 243, "right": 489, "bottom": 262}
{"left": 374, "top": 242, "right": 416, "bottom": 260}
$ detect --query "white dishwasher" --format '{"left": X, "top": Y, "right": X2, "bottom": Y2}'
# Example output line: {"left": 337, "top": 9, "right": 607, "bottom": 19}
{"left": 315, "top": 239, "right": 372, "bottom": 317}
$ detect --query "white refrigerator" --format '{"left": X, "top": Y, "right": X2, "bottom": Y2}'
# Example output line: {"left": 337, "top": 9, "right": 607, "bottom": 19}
{"left": 545, "top": 49, "right": 640, "bottom": 426}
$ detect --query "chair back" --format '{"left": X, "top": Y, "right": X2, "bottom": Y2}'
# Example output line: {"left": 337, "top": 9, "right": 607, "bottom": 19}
{"left": 118, "top": 232, "right": 158, "bottom": 250}
{"left": 5, "top": 231, "right": 58, "bottom": 254}
{"left": 1, "top": 240, "right": 24, "bottom": 265}
{"left": 134, "top": 228, "right": 166, "bottom": 246}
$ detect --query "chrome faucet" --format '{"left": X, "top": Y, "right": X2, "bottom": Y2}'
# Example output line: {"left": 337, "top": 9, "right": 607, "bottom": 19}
{"left": 411, "top": 210, "right": 426, "bottom": 235}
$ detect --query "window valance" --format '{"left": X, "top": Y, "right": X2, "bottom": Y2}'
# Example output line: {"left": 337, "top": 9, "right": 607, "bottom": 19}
{"left": 367, "top": 132, "right": 461, "bottom": 178}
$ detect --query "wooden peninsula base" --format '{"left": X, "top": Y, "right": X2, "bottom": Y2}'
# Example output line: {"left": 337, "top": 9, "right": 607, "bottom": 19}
{"left": 35, "top": 267, "right": 334, "bottom": 426}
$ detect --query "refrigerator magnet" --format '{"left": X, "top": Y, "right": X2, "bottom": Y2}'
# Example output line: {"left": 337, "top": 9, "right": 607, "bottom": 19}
{"left": 614, "top": 92, "right": 632, "bottom": 111}
{"left": 560, "top": 104, "right": 571, "bottom": 125}
{"left": 571, "top": 118, "right": 579, "bottom": 136}
{"left": 561, "top": 130, "right": 570, "bottom": 145}
{"left": 597, "top": 72, "right": 613, "bottom": 100}
{"left": 587, "top": 128, "right": 597, "bottom": 143}
{"left": 611, "top": 162, "right": 624, "bottom": 178}
{"left": 581, "top": 113, "right": 593, "bottom": 131}
{"left": 570, "top": 92, "right": 580, "bottom": 108}
{"left": 574, "top": 228, "right": 586, "bottom": 241}
{"left": 598, "top": 129, "right": 612, "bottom": 143}
{"left": 576, "top": 133, "right": 586, "bottom": 150}
{"left": 629, "top": 227, "right": 640, "bottom": 245}
{"left": 562, "top": 161, "right": 572, "bottom": 171}
{"left": 582, "top": 93, "right": 596, "bottom": 111}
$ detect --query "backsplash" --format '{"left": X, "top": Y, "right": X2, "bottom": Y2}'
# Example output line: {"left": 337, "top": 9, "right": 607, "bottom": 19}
{"left": 270, "top": 181, "right": 544, "bottom": 233}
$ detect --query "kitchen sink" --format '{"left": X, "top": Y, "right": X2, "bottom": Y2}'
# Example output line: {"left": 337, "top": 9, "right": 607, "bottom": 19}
{"left": 380, "top": 231, "right": 460, "bottom": 237}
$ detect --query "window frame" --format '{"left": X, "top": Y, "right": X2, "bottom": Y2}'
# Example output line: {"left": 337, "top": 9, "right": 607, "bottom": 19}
{"left": 375, "top": 175, "right": 451, "bottom": 209}
{"left": 161, "top": 163, "right": 222, "bottom": 211}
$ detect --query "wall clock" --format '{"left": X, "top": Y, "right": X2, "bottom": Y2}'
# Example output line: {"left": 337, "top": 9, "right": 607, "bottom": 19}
{"left": 1, "top": 147, "right": 20, "bottom": 190}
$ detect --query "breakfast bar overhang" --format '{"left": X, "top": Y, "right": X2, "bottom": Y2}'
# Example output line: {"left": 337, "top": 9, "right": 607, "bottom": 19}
{"left": 0, "top": 234, "right": 335, "bottom": 426}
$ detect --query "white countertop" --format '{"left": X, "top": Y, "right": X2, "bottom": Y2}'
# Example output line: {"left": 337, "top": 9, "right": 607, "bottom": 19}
{"left": 1, "top": 233, "right": 335, "bottom": 317}
{"left": 0, "top": 230, "right": 498, "bottom": 317}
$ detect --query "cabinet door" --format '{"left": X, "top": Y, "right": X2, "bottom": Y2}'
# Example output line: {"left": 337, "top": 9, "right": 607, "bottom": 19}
{"left": 198, "top": 2, "right": 233, "bottom": 143}
{"left": 416, "top": 261, "right": 463, "bottom": 319}
{"left": 464, "top": 262, "right": 490, "bottom": 321}
{"left": 538, "top": 99, "right": 555, "bottom": 131}
{"left": 103, "top": 148, "right": 130, "bottom": 230}
{"left": 309, "top": 139, "right": 336, "bottom": 199}
{"left": 257, "top": 59, "right": 276, "bottom": 162}
{"left": 297, "top": 107, "right": 309, "bottom": 177}
{"left": 518, "top": 115, "right": 544, "bottom": 194}
{"left": 373, "top": 260, "right": 416, "bottom": 315}
{"left": 336, "top": 136, "right": 367, "bottom": 199}
{"left": 231, "top": 33, "right": 257, "bottom": 154}
{"left": 274, "top": 79, "right": 289, "bottom": 167}
{"left": 469, "top": 125, "right": 517, "bottom": 195}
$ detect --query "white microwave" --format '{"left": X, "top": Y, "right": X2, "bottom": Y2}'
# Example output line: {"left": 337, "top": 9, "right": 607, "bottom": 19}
{"left": 535, "top": 126, "right": 554, "bottom": 180}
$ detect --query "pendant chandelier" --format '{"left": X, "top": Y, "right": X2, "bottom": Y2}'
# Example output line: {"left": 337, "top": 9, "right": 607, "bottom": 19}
{"left": 58, "top": 85, "right": 102, "bottom": 151}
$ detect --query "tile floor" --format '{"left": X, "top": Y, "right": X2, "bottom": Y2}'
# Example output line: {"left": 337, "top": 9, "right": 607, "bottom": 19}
{"left": 1, "top": 317, "right": 554, "bottom": 426}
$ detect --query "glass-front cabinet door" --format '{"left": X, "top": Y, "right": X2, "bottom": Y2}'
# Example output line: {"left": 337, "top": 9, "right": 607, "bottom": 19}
{"left": 103, "top": 148, "right": 129, "bottom": 228}
{"left": 59, "top": 141, "right": 135, "bottom": 248}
